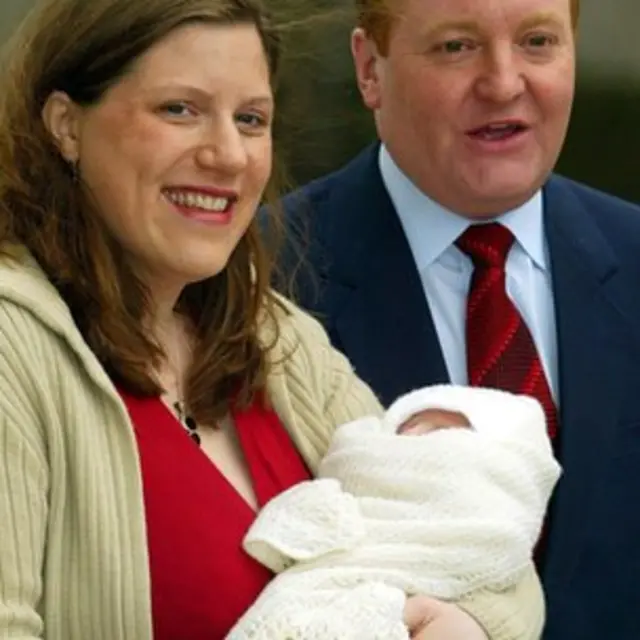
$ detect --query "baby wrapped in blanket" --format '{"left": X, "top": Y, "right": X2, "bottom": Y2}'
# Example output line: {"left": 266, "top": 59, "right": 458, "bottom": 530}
{"left": 227, "top": 385, "right": 562, "bottom": 640}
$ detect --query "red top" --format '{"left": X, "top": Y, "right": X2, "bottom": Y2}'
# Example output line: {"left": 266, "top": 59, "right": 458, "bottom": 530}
{"left": 120, "top": 391, "right": 312, "bottom": 640}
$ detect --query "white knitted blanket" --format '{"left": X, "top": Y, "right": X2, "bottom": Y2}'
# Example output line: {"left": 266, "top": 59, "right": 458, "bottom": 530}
{"left": 227, "top": 386, "right": 561, "bottom": 640}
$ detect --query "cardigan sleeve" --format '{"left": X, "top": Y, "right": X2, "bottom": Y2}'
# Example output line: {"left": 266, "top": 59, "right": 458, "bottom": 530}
{"left": 457, "top": 565, "right": 545, "bottom": 640}
{"left": 0, "top": 303, "right": 48, "bottom": 638}
{"left": 268, "top": 296, "right": 545, "bottom": 640}
{"left": 265, "top": 295, "right": 383, "bottom": 472}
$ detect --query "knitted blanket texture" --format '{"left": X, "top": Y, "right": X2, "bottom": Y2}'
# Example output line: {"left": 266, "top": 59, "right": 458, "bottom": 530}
{"left": 227, "top": 385, "right": 561, "bottom": 639}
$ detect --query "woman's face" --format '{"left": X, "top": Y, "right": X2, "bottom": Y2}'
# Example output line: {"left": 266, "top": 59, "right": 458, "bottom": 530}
{"left": 46, "top": 22, "right": 274, "bottom": 295}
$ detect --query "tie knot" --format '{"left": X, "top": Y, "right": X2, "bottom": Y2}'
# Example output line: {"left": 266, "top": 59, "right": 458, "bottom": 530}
{"left": 456, "top": 223, "right": 515, "bottom": 268}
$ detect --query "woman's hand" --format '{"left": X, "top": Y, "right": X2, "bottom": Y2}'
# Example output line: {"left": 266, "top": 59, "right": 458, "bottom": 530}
{"left": 404, "top": 595, "right": 489, "bottom": 639}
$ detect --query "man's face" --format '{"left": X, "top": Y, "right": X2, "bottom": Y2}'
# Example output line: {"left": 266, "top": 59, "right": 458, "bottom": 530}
{"left": 352, "top": 0, "right": 575, "bottom": 218}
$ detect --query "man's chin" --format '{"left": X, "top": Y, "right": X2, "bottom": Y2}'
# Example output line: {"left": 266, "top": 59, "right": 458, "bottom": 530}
{"left": 462, "top": 168, "right": 545, "bottom": 212}
{"left": 454, "top": 184, "right": 542, "bottom": 218}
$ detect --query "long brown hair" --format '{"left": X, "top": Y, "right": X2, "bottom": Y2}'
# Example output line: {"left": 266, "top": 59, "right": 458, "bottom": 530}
{"left": 0, "top": 0, "right": 286, "bottom": 424}
{"left": 356, "top": 0, "right": 581, "bottom": 55}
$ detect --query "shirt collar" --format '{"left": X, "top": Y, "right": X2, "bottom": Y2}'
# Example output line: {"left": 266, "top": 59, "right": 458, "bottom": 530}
{"left": 378, "top": 144, "right": 547, "bottom": 271}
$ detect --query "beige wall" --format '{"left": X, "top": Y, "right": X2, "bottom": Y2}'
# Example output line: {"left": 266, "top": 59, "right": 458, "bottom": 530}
{"left": 0, "top": 0, "right": 639, "bottom": 82}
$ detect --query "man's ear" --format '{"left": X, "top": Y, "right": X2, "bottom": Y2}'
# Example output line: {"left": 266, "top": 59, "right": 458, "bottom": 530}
{"left": 41, "top": 91, "right": 82, "bottom": 164}
{"left": 351, "top": 27, "right": 385, "bottom": 111}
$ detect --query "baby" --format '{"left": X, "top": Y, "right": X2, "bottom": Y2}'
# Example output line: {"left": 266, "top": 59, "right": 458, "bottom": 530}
{"left": 227, "top": 385, "right": 561, "bottom": 640}
{"left": 396, "top": 407, "right": 472, "bottom": 434}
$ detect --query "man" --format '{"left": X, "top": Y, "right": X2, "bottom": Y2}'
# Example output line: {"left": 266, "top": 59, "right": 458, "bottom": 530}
{"left": 277, "top": 0, "right": 640, "bottom": 638}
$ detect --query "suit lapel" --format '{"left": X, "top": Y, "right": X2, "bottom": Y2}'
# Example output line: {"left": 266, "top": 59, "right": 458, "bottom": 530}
{"left": 319, "top": 146, "right": 449, "bottom": 406}
{"left": 542, "top": 177, "right": 635, "bottom": 589}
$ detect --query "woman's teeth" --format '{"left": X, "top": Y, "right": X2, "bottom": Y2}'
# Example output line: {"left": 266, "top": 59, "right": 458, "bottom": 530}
{"left": 164, "top": 190, "right": 230, "bottom": 212}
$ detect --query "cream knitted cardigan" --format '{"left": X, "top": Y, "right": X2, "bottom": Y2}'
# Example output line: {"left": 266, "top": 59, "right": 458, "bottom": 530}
{"left": 0, "top": 252, "right": 543, "bottom": 639}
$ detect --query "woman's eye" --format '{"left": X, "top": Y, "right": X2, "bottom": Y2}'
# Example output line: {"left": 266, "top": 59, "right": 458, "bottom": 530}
{"left": 159, "top": 102, "right": 194, "bottom": 117}
{"left": 236, "top": 112, "right": 269, "bottom": 128}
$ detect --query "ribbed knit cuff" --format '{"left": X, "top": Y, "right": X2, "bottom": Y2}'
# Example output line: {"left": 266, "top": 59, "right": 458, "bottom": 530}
{"left": 456, "top": 565, "right": 545, "bottom": 640}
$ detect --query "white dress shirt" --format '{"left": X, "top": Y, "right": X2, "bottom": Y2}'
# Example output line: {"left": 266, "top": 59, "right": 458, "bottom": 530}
{"left": 379, "top": 145, "right": 558, "bottom": 400}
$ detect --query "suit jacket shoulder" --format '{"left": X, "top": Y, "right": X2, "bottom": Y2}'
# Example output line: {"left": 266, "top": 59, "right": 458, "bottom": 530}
{"left": 552, "top": 174, "right": 640, "bottom": 232}
{"left": 277, "top": 145, "right": 392, "bottom": 299}
{"left": 545, "top": 174, "right": 640, "bottom": 318}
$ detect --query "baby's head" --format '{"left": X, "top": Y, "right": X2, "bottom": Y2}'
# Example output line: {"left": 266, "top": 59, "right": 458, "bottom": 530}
{"left": 396, "top": 408, "right": 472, "bottom": 436}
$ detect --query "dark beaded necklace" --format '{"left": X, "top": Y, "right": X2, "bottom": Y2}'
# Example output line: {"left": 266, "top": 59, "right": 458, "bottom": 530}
{"left": 173, "top": 400, "right": 200, "bottom": 446}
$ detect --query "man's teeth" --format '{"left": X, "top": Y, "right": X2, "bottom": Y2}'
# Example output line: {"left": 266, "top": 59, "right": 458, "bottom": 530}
{"left": 165, "top": 191, "right": 230, "bottom": 211}
{"left": 477, "top": 124, "right": 519, "bottom": 139}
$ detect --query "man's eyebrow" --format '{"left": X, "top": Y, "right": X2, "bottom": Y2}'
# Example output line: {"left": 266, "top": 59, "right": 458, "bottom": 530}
{"left": 518, "top": 11, "right": 567, "bottom": 31}
{"left": 416, "top": 11, "right": 567, "bottom": 40}
{"left": 419, "top": 19, "right": 481, "bottom": 40}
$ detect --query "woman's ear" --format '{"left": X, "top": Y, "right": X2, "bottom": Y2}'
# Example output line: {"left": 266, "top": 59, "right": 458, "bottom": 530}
{"left": 41, "top": 91, "right": 82, "bottom": 164}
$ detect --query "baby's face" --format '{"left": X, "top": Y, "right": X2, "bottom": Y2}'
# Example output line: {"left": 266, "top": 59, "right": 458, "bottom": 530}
{"left": 397, "top": 409, "right": 472, "bottom": 436}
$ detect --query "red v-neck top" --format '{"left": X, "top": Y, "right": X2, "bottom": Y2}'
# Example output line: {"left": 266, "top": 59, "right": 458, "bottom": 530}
{"left": 120, "top": 391, "right": 312, "bottom": 639}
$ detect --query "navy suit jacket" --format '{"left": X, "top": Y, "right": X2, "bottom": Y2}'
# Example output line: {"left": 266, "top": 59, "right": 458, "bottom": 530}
{"left": 277, "top": 144, "right": 640, "bottom": 639}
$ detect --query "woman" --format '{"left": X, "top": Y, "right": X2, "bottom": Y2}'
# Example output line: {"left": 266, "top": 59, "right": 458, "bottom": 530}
{"left": 0, "top": 0, "right": 542, "bottom": 638}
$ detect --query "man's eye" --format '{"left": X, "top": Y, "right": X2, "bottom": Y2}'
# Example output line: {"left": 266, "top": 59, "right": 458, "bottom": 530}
{"left": 525, "top": 33, "right": 557, "bottom": 48}
{"left": 445, "top": 41, "right": 465, "bottom": 53}
{"left": 436, "top": 40, "right": 473, "bottom": 55}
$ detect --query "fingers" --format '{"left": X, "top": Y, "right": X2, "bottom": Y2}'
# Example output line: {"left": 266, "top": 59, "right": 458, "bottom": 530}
{"left": 404, "top": 597, "right": 490, "bottom": 640}
{"left": 403, "top": 595, "right": 441, "bottom": 632}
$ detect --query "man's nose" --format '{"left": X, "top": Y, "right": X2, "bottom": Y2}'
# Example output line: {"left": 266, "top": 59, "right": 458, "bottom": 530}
{"left": 474, "top": 46, "right": 526, "bottom": 104}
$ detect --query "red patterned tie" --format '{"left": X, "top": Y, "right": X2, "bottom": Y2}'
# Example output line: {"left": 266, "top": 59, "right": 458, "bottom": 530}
{"left": 456, "top": 223, "right": 558, "bottom": 440}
